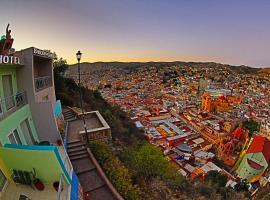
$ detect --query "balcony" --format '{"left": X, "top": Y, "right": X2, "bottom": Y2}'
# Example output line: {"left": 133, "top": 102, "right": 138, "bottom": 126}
{"left": 34, "top": 76, "right": 52, "bottom": 92}
{"left": 0, "top": 91, "right": 27, "bottom": 121}
{"left": 0, "top": 144, "right": 74, "bottom": 200}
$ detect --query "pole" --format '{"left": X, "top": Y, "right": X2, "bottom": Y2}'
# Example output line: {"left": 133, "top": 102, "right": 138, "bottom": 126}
{"left": 78, "top": 60, "right": 89, "bottom": 145}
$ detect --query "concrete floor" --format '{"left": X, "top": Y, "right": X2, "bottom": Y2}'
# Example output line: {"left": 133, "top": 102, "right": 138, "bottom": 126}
{"left": 1, "top": 180, "right": 70, "bottom": 200}
{"left": 67, "top": 114, "right": 103, "bottom": 142}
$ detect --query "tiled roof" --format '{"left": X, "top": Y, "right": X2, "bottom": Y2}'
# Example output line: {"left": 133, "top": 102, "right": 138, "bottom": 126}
{"left": 247, "top": 135, "right": 270, "bottom": 163}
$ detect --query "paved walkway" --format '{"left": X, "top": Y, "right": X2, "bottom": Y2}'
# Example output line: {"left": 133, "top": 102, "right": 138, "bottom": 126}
{"left": 63, "top": 108, "right": 118, "bottom": 200}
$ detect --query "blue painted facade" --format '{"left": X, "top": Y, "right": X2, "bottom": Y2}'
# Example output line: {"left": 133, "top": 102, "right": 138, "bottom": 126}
{"left": 70, "top": 171, "right": 79, "bottom": 200}
{"left": 54, "top": 100, "right": 62, "bottom": 119}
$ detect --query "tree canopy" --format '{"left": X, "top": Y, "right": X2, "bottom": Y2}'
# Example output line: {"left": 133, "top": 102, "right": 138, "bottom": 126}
{"left": 243, "top": 120, "right": 260, "bottom": 136}
{"left": 205, "top": 170, "right": 228, "bottom": 187}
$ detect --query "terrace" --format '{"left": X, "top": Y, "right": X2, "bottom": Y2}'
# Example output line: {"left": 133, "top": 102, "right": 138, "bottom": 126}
{"left": 1, "top": 174, "right": 70, "bottom": 200}
{"left": 0, "top": 144, "right": 73, "bottom": 200}
{"left": 34, "top": 76, "right": 52, "bottom": 92}
{"left": 33, "top": 55, "right": 53, "bottom": 92}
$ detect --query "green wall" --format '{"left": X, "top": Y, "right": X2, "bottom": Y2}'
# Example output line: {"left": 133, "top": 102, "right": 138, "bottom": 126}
{"left": 0, "top": 66, "right": 18, "bottom": 113}
{"left": 0, "top": 145, "right": 70, "bottom": 184}
{"left": 0, "top": 105, "right": 39, "bottom": 145}
{"left": 236, "top": 152, "right": 267, "bottom": 182}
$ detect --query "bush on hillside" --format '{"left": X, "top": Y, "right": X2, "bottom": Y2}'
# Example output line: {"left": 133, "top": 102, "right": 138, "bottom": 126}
{"left": 90, "top": 141, "right": 143, "bottom": 200}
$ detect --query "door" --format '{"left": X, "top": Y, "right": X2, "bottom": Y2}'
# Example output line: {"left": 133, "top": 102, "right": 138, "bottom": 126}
{"left": 20, "top": 119, "right": 36, "bottom": 145}
{"left": 0, "top": 95, "right": 2, "bottom": 115}
{"left": 0, "top": 169, "right": 6, "bottom": 192}
{"left": 2, "top": 75, "right": 15, "bottom": 110}
{"left": 8, "top": 129, "right": 22, "bottom": 145}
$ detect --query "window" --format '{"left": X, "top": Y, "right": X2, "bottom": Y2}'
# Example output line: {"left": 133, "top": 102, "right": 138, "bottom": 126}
{"left": 21, "top": 119, "right": 35, "bottom": 145}
{"left": 42, "top": 95, "right": 49, "bottom": 101}
{"left": 0, "top": 99, "right": 2, "bottom": 115}
{"left": 2, "top": 75, "right": 15, "bottom": 110}
{"left": 0, "top": 169, "right": 6, "bottom": 191}
{"left": 8, "top": 129, "right": 22, "bottom": 145}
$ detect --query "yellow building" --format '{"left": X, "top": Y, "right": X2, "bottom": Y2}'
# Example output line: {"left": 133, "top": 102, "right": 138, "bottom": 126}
{"left": 201, "top": 92, "right": 241, "bottom": 113}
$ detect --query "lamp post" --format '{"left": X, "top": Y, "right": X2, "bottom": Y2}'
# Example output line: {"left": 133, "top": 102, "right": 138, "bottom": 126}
{"left": 76, "top": 51, "right": 89, "bottom": 145}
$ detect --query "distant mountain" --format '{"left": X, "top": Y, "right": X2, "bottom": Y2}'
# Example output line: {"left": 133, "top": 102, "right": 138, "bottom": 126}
{"left": 68, "top": 61, "right": 260, "bottom": 74}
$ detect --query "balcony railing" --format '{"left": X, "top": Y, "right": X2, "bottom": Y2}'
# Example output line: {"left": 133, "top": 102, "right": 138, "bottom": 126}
{"left": 57, "top": 174, "right": 67, "bottom": 200}
{"left": 34, "top": 76, "right": 52, "bottom": 92}
{"left": 57, "top": 146, "right": 73, "bottom": 177}
{"left": 56, "top": 146, "right": 73, "bottom": 200}
{"left": 0, "top": 91, "right": 27, "bottom": 121}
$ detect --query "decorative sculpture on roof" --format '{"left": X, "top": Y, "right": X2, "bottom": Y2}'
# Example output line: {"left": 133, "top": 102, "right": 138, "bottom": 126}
{"left": 0, "top": 24, "right": 14, "bottom": 55}
{"left": 6, "top": 24, "right": 12, "bottom": 40}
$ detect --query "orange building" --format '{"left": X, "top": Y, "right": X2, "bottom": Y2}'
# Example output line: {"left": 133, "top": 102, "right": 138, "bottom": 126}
{"left": 201, "top": 93, "right": 241, "bottom": 113}
{"left": 201, "top": 93, "right": 213, "bottom": 112}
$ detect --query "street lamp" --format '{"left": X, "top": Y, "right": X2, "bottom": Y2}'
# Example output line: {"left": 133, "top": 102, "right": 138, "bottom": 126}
{"left": 76, "top": 50, "right": 89, "bottom": 145}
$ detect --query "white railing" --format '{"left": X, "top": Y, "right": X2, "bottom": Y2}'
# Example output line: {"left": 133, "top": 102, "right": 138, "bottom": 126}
{"left": 57, "top": 146, "right": 73, "bottom": 177}
{"left": 34, "top": 76, "right": 52, "bottom": 92}
{"left": 56, "top": 147, "right": 73, "bottom": 200}
{"left": 57, "top": 173, "right": 71, "bottom": 200}
{"left": 0, "top": 91, "right": 27, "bottom": 121}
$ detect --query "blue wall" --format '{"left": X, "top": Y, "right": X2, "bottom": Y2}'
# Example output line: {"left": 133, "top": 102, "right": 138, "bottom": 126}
{"left": 54, "top": 100, "right": 62, "bottom": 119}
{"left": 70, "top": 171, "right": 79, "bottom": 200}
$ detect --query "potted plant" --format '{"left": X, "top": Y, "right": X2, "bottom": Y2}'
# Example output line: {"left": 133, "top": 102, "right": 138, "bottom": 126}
{"left": 56, "top": 139, "right": 63, "bottom": 146}
{"left": 33, "top": 178, "right": 45, "bottom": 191}
{"left": 53, "top": 181, "right": 63, "bottom": 192}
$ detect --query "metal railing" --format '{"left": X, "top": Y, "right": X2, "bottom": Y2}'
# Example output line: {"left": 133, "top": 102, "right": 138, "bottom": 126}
{"left": 0, "top": 91, "right": 27, "bottom": 121}
{"left": 57, "top": 173, "right": 70, "bottom": 200}
{"left": 57, "top": 146, "right": 73, "bottom": 177}
{"left": 34, "top": 76, "right": 52, "bottom": 92}
{"left": 56, "top": 146, "right": 73, "bottom": 200}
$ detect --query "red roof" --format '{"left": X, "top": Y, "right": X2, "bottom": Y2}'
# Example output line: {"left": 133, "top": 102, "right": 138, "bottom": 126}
{"left": 232, "top": 127, "right": 246, "bottom": 141}
{"left": 219, "top": 95, "right": 226, "bottom": 101}
{"left": 247, "top": 135, "right": 270, "bottom": 163}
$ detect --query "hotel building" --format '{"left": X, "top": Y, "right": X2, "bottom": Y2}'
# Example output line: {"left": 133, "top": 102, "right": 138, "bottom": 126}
{"left": 0, "top": 28, "right": 83, "bottom": 200}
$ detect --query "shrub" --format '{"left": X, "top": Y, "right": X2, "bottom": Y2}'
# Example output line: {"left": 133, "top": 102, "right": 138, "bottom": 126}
{"left": 121, "top": 143, "right": 184, "bottom": 187}
{"left": 90, "top": 141, "right": 143, "bottom": 200}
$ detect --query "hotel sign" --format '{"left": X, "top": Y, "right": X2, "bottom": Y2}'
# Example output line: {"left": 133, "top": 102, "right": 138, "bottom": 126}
{"left": 0, "top": 55, "right": 20, "bottom": 65}
{"left": 0, "top": 24, "right": 21, "bottom": 65}
{"left": 33, "top": 48, "right": 54, "bottom": 59}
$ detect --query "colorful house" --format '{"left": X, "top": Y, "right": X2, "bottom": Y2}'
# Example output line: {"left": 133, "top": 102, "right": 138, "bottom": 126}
{"left": 217, "top": 127, "right": 248, "bottom": 166}
{"left": 0, "top": 26, "right": 83, "bottom": 200}
{"left": 201, "top": 92, "right": 241, "bottom": 113}
{"left": 236, "top": 135, "right": 270, "bottom": 183}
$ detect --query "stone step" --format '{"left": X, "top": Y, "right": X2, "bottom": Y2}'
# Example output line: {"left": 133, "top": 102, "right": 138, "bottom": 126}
{"left": 64, "top": 114, "right": 75, "bottom": 119}
{"left": 68, "top": 139, "right": 82, "bottom": 144}
{"left": 68, "top": 145, "right": 86, "bottom": 153}
{"left": 70, "top": 154, "right": 89, "bottom": 161}
{"left": 68, "top": 139, "right": 85, "bottom": 145}
{"left": 68, "top": 142, "right": 86, "bottom": 150}
{"left": 64, "top": 115, "right": 76, "bottom": 120}
{"left": 68, "top": 150, "right": 88, "bottom": 157}
{"left": 76, "top": 167, "right": 96, "bottom": 175}
{"left": 85, "top": 184, "right": 106, "bottom": 194}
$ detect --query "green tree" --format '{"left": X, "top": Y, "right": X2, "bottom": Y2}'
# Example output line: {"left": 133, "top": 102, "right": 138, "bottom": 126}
{"left": 121, "top": 143, "right": 184, "bottom": 186}
{"left": 90, "top": 141, "right": 142, "bottom": 200}
{"left": 205, "top": 170, "right": 228, "bottom": 187}
{"left": 243, "top": 120, "right": 260, "bottom": 136}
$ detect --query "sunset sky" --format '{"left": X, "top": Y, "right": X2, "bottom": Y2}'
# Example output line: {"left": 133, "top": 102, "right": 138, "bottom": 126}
{"left": 1, "top": 0, "right": 270, "bottom": 67}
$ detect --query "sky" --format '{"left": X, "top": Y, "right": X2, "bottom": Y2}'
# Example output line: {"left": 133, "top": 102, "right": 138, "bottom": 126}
{"left": 0, "top": 0, "right": 270, "bottom": 67}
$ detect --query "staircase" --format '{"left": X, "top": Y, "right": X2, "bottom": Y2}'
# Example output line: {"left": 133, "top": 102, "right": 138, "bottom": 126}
{"left": 67, "top": 140, "right": 88, "bottom": 161}
{"left": 62, "top": 108, "right": 76, "bottom": 121}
